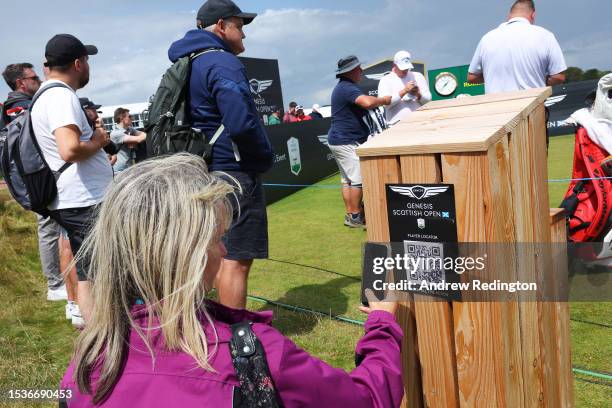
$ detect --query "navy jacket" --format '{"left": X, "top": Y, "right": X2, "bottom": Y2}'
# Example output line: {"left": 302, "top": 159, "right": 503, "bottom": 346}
{"left": 168, "top": 30, "right": 273, "bottom": 173}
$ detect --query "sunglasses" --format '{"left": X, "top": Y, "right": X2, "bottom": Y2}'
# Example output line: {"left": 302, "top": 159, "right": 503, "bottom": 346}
{"left": 21, "top": 76, "right": 41, "bottom": 82}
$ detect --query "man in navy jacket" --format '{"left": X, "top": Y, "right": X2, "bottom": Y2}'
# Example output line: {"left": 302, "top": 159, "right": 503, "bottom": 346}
{"left": 169, "top": 0, "right": 273, "bottom": 309}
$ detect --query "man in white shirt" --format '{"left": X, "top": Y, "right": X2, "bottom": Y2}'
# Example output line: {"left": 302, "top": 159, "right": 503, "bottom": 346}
{"left": 31, "top": 34, "right": 112, "bottom": 323}
{"left": 377, "top": 50, "right": 432, "bottom": 124}
{"left": 468, "top": 0, "right": 566, "bottom": 93}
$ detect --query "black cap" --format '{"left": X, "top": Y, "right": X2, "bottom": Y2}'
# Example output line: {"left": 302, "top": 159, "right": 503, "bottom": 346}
{"left": 44, "top": 34, "right": 98, "bottom": 67}
{"left": 197, "top": 0, "right": 257, "bottom": 27}
{"left": 79, "top": 97, "right": 102, "bottom": 111}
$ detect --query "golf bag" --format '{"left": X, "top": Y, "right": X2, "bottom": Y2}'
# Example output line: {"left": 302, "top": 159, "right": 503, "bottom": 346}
{"left": 560, "top": 126, "right": 612, "bottom": 242}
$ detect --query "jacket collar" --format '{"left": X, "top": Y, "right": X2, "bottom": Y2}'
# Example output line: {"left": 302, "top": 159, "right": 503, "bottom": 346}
{"left": 131, "top": 300, "right": 273, "bottom": 325}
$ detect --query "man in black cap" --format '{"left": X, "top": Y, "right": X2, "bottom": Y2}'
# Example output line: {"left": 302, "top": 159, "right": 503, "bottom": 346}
{"left": 328, "top": 55, "right": 391, "bottom": 228}
{"left": 168, "top": 0, "right": 273, "bottom": 309}
{"left": 31, "top": 34, "right": 113, "bottom": 323}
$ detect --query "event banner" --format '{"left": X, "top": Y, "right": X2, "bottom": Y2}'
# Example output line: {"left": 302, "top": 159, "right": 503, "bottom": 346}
{"left": 546, "top": 79, "right": 598, "bottom": 136}
{"left": 263, "top": 118, "right": 338, "bottom": 204}
{"left": 239, "top": 57, "right": 285, "bottom": 123}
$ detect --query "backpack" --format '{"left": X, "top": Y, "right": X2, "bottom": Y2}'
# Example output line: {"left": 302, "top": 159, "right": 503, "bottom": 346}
{"left": 230, "top": 322, "right": 281, "bottom": 407}
{"left": 145, "top": 48, "right": 226, "bottom": 161}
{"left": 0, "top": 94, "right": 32, "bottom": 159}
{"left": 560, "top": 126, "right": 612, "bottom": 242}
{"left": 0, "top": 83, "right": 73, "bottom": 217}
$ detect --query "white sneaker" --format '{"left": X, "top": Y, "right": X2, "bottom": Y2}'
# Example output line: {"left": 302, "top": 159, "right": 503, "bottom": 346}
{"left": 47, "top": 285, "right": 68, "bottom": 301}
{"left": 65, "top": 302, "right": 76, "bottom": 320}
{"left": 71, "top": 305, "right": 85, "bottom": 329}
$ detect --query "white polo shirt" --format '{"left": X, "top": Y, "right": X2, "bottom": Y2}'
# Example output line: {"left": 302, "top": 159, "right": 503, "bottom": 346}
{"left": 377, "top": 71, "right": 432, "bottom": 124}
{"left": 469, "top": 17, "right": 567, "bottom": 94}
{"left": 31, "top": 80, "right": 113, "bottom": 210}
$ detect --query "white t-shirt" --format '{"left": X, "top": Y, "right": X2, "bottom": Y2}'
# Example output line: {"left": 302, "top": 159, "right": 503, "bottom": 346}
{"left": 469, "top": 17, "right": 567, "bottom": 94}
{"left": 31, "top": 79, "right": 113, "bottom": 210}
{"left": 377, "top": 71, "right": 432, "bottom": 124}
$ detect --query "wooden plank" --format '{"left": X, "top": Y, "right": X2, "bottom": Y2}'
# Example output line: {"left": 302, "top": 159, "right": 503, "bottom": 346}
{"left": 399, "top": 154, "right": 459, "bottom": 408}
{"left": 528, "top": 106, "right": 563, "bottom": 408}
{"left": 549, "top": 209, "right": 574, "bottom": 408}
{"left": 360, "top": 157, "right": 424, "bottom": 408}
{"left": 442, "top": 152, "right": 503, "bottom": 407}
{"left": 507, "top": 118, "right": 546, "bottom": 407}
{"left": 356, "top": 126, "right": 507, "bottom": 157}
{"left": 392, "top": 110, "right": 525, "bottom": 135}
{"left": 419, "top": 87, "right": 552, "bottom": 111}
{"left": 402, "top": 99, "right": 530, "bottom": 123}
{"left": 484, "top": 139, "right": 524, "bottom": 407}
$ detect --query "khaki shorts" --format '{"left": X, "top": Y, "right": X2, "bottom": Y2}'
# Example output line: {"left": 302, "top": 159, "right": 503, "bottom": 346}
{"left": 329, "top": 143, "right": 362, "bottom": 186}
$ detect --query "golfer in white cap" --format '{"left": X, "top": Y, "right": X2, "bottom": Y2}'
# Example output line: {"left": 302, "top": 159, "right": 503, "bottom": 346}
{"left": 377, "top": 50, "right": 431, "bottom": 124}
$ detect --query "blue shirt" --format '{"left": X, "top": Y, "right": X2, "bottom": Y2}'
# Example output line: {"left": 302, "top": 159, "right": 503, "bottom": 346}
{"left": 328, "top": 79, "right": 369, "bottom": 146}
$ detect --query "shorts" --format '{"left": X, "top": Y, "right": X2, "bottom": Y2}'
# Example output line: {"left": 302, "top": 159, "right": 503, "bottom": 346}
{"left": 329, "top": 142, "right": 362, "bottom": 186}
{"left": 49, "top": 205, "right": 98, "bottom": 281}
{"left": 221, "top": 171, "right": 269, "bottom": 260}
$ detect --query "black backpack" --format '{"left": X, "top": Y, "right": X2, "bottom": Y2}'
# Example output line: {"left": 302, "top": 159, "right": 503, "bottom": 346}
{"left": 0, "top": 83, "right": 73, "bottom": 216}
{"left": 145, "top": 48, "right": 226, "bottom": 160}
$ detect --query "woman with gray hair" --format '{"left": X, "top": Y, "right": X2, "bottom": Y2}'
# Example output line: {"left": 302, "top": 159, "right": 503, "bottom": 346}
{"left": 60, "top": 153, "right": 403, "bottom": 407}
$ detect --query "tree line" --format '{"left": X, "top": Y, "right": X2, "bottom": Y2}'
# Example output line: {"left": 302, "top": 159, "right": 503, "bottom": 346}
{"left": 565, "top": 67, "right": 611, "bottom": 83}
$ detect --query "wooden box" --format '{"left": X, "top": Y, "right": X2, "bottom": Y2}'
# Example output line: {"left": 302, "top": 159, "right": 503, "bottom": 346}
{"left": 356, "top": 88, "right": 573, "bottom": 407}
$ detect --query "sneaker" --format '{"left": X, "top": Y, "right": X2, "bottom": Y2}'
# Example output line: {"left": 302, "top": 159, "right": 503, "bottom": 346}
{"left": 65, "top": 301, "right": 76, "bottom": 320}
{"left": 71, "top": 305, "right": 85, "bottom": 329}
{"left": 47, "top": 285, "right": 68, "bottom": 301}
{"left": 345, "top": 213, "right": 366, "bottom": 229}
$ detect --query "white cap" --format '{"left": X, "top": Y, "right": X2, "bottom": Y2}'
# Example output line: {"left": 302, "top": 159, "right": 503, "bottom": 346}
{"left": 394, "top": 50, "right": 414, "bottom": 71}
{"left": 312, "top": 104, "right": 320, "bottom": 110}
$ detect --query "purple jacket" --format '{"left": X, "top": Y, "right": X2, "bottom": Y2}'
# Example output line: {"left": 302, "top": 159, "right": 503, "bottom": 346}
{"left": 61, "top": 301, "right": 404, "bottom": 407}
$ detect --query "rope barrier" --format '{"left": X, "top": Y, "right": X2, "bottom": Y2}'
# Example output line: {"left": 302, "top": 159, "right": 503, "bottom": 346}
{"left": 247, "top": 293, "right": 612, "bottom": 384}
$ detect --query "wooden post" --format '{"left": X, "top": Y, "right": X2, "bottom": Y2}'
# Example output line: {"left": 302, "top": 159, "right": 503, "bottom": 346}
{"left": 357, "top": 88, "right": 573, "bottom": 407}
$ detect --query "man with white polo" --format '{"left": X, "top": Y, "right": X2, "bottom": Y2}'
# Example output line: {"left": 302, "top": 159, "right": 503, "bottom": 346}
{"left": 468, "top": 0, "right": 566, "bottom": 93}
{"left": 377, "top": 51, "right": 431, "bottom": 124}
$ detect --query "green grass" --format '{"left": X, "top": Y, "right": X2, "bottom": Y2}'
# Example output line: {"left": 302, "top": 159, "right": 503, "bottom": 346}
{"left": 0, "top": 135, "right": 610, "bottom": 407}
{"left": 548, "top": 134, "right": 576, "bottom": 206}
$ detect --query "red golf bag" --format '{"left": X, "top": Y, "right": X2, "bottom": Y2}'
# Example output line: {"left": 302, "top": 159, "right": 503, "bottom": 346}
{"left": 560, "top": 127, "right": 612, "bottom": 242}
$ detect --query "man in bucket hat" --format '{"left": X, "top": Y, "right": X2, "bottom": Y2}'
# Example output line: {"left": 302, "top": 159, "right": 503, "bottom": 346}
{"left": 328, "top": 55, "right": 391, "bottom": 228}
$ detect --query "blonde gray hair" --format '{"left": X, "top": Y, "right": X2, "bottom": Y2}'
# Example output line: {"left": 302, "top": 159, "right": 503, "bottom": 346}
{"left": 73, "top": 153, "right": 234, "bottom": 404}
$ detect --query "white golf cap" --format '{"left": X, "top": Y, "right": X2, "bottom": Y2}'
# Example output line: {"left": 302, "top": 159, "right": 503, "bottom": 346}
{"left": 394, "top": 50, "right": 414, "bottom": 71}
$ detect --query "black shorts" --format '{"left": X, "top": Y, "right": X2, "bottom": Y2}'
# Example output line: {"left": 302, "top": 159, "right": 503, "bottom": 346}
{"left": 221, "top": 171, "right": 269, "bottom": 261}
{"left": 49, "top": 205, "right": 98, "bottom": 281}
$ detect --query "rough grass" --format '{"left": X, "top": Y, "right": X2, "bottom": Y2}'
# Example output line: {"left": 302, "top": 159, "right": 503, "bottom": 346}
{"left": 0, "top": 135, "right": 610, "bottom": 407}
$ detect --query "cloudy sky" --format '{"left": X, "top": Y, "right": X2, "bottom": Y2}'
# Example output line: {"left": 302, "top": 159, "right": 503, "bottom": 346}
{"left": 1, "top": 0, "right": 609, "bottom": 108}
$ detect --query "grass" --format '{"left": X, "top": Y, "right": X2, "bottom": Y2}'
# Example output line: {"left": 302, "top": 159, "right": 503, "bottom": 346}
{"left": 0, "top": 135, "right": 610, "bottom": 407}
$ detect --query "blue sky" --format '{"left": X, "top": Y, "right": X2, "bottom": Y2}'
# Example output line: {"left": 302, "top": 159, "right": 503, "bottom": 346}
{"left": 1, "top": 0, "right": 610, "bottom": 108}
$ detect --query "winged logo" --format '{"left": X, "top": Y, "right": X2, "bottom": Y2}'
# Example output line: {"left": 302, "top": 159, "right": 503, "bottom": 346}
{"left": 544, "top": 94, "right": 567, "bottom": 107}
{"left": 365, "top": 71, "right": 391, "bottom": 81}
{"left": 249, "top": 79, "right": 273, "bottom": 97}
{"left": 390, "top": 185, "right": 449, "bottom": 200}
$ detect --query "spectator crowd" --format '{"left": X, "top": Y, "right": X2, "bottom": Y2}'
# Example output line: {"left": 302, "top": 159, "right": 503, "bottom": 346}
{"left": 0, "top": 0, "right": 572, "bottom": 406}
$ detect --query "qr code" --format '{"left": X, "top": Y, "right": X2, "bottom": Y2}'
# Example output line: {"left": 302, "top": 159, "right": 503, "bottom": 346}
{"left": 403, "top": 241, "right": 444, "bottom": 284}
